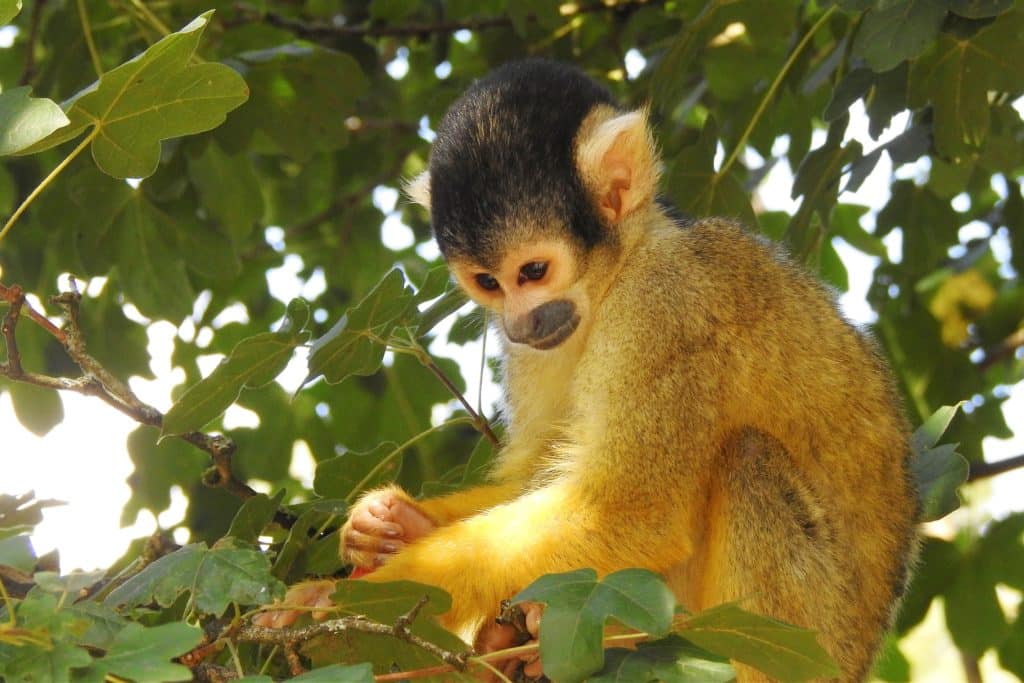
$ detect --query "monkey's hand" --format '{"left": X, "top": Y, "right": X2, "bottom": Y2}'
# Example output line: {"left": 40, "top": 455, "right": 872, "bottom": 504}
{"left": 251, "top": 579, "right": 337, "bottom": 628}
{"left": 341, "top": 485, "right": 437, "bottom": 568}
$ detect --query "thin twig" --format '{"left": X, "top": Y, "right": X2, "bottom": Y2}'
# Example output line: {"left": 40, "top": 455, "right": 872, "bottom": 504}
{"left": 0, "top": 282, "right": 293, "bottom": 524}
{"left": 422, "top": 355, "right": 499, "bottom": 447}
{"left": 232, "top": 0, "right": 660, "bottom": 40}
{"left": 0, "top": 128, "right": 98, "bottom": 244}
{"left": 968, "top": 453, "right": 1024, "bottom": 482}
{"left": 234, "top": 614, "right": 472, "bottom": 671}
{"left": 717, "top": 5, "right": 837, "bottom": 180}
{"left": 977, "top": 328, "right": 1024, "bottom": 370}
{"left": 76, "top": 0, "right": 105, "bottom": 77}
{"left": 17, "top": 0, "right": 47, "bottom": 85}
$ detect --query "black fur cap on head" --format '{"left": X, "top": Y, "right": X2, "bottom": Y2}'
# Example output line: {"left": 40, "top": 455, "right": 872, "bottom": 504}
{"left": 428, "top": 59, "right": 618, "bottom": 266}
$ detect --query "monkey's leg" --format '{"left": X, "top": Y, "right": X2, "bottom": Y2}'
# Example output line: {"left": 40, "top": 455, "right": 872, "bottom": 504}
{"left": 695, "top": 428, "right": 880, "bottom": 683}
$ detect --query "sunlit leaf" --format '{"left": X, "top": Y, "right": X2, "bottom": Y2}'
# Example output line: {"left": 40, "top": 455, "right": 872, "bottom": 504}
{"left": 21, "top": 12, "right": 248, "bottom": 178}
{"left": 305, "top": 269, "right": 416, "bottom": 386}
{"left": 162, "top": 300, "right": 309, "bottom": 436}
{"left": 0, "top": 87, "right": 69, "bottom": 155}
{"left": 0, "top": 1, "right": 22, "bottom": 24}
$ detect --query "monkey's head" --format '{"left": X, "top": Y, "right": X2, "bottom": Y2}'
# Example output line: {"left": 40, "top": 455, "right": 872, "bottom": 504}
{"left": 406, "top": 60, "right": 661, "bottom": 350}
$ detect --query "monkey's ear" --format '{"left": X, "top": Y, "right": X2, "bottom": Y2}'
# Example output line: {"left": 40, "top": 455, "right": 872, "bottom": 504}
{"left": 576, "top": 109, "right": 660, "bottom": 223}
{"left": 404, "top": 171, "right": 432, "bottom": 210}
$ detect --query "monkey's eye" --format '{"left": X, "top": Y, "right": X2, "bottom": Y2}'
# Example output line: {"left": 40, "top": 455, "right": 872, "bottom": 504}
{"left": 475, "top": 273, "right": 501, "bottom": 292}
{"left": 518, "top": 261, "right": 548, "bottom": 284}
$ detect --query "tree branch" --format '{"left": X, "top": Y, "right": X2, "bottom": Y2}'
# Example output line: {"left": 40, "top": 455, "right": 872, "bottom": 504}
{"left": 977, "top": 328, "right": 1024, "bottom": 371}
{"left": 231, "top": 596, "right": 471, "bottom": 673}
{"left": 0, "top": 280, "right": 293, "bottom": 525}
{"left": 968, "top": 453, "right": 1024, "bottom": 482}
{"left": 232, "top": 0, "right": 660, "bottom": 40}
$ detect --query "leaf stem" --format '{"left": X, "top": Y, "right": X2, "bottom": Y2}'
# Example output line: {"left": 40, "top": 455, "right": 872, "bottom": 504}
{"left": 391, "top": 330, "right": 500, "bottom": 447}
{"left": 76, "top": 0, "right": 104, "bottom": 78}
{"left": 717, "top": 6, "right": 837, "bottom": 180}
{"left": 0, "top": 128, "right": 98, "bottom": 245}
{"left": 128, "top": 0, "right": 172, "bottom": 36}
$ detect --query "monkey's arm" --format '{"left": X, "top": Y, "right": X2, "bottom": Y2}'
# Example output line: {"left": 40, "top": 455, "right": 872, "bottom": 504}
{"left": 414, "top": 481, "right": 523, "bottom": 525}
{"left": 364, "top": 477, "right": 695, "bottom": 637}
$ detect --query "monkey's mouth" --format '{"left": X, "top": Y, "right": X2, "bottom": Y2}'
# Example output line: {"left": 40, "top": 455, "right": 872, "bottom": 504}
{"left": 525, "top": 313, "right": 580, "bottom": 350}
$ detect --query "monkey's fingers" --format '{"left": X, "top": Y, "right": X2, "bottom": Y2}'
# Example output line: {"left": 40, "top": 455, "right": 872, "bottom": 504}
{"left": 350, "top": 506, "right": 405, "bottom": 540}
{"left": 384, "top": 497, "right": 436, "bottom": 543}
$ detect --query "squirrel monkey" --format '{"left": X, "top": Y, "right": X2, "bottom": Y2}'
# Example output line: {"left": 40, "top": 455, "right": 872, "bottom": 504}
{"left": 259, "top": 60, "right": 918, "bottom": 681}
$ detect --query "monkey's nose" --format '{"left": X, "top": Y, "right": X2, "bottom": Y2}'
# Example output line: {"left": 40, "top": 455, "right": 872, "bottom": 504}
{"left": 505, "top": 300, "right": 579, "bottom": 349}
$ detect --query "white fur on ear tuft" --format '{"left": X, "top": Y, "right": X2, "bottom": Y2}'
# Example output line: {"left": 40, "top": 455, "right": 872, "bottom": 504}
{"left": 576, "top": 108, "right": 660, "bottom": 223}
{"left": 403, "top": 171, "right": 432, "bottom": 210}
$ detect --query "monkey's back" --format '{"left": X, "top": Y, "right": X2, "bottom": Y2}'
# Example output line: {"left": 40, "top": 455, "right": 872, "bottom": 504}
{"left": 590, "top": 214, "right": 918, "bottom": 681}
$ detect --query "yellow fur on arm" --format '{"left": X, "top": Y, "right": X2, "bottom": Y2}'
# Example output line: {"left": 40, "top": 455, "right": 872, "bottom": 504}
{"left": 364, "top": 481, "right": 686, "bottom": 640}
{"left": 415, "top": 481, "right": 523, "bottom": 525}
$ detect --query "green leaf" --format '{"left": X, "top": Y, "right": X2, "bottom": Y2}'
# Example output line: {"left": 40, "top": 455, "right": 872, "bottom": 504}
{"left": 122, "top": 427, "right": 207, "bottom": 525}
{"left": 22, "top": 12, "right": 248, "bottom": 178}
{"left": 314, "top": 444, "right": 403, "bottom": 500}
{"left": 909, "top": 10, "right": 1024, "bottom": 158}
{"left": 305, "top": 269, "right": 417, "bottom": 386}
{"left": 7, "top": 381, "right": 63, "bottom": 437}
{"left": 870, "top": 633, "right": 911, "bottom": 682}
{"left": 0, "top": 0, "right": 22, "bottom": 24}
{"left": 664, "top": 119, "right": 757, "bottom": 228}
{"left": 944, "top": 553, "right": 1009, "bottom": 656}
{"left": 162, "top": 301, "right": 309, "bottom": 436}
{"left": 950, "top": 0, "right": 1014, "bottom": 18}
{"left": 290, "top": 664, "right": 375, "bottom": 682}
{"left": 113, "top": 194, "right": 195, "bottom": 320}
{"left": 895, "top": 537, "right": 960, "bottom": 633}
{"left": 790, "top": 125, "right": 861, "bottom": 230}
{"left": 271, "top": 506, "right": 342, "bottom": 580}
{"left": 852, "top": 0, "right": 947, "bottom": 72}
{"left": 0, "top": 535, "right": 35, "bottom": 572}
{"left": 82, "top": 622, "right": 202, "bottom": 682}
{"left": 226, "top": 490, "right": 286, "bottom": 543}
{"left": 0, "top": 492, "right": 62, "bottom": 533}
{"left": 998, "top": 612, "right": 1024, "bottom": 678}
{"left": 679, "top": 602, "right": 840, "bottom": 682}
{"left": 186, "top": 139, "right": 264, "bottom": 242}
{"left": 104, "top": 541, "right": 286, "bottom": 617}
{"left": 590, "top": 635, "right": 735, "bottom": 682}
{"left": 911, "top": 405, "right": 969, "bottom": 522}
{"left": 911, "top": 403, "right": 962, "bottom": 452}
{"left": 231, "top": 45, "right": 368, "bottom": 161}
{"left": 0, "top": 87, "right": 69, "bottom": 155}
{"left": 513, "top": 568, "right": 675, "bottom": 683}
{"left": 0, "top": 590, "right": 93, "bottom": 681}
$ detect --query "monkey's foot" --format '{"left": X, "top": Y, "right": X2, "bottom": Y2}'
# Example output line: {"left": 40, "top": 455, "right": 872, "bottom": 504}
{"left": 251, "top": 579, "right": 337, "bottom": 628}
{"left": 476, "top": 602, "right": 545, "bottom": 680}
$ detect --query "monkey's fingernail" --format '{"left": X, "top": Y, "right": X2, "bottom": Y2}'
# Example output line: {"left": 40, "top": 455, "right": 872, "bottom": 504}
{"left": 369, "top": 503, "right": 389, "bottom": 517}
{"left": 382, "top": 542, "right": 399, "bottom": 552}
{"left": 385, "top": 526, "right": 402, "bottom": 537}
